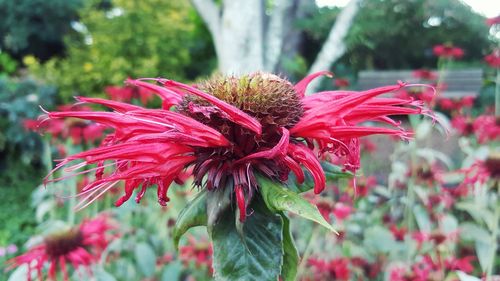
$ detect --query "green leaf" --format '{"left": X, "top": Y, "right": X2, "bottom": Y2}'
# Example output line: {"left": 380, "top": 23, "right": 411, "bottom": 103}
{"left": 258, "top": 176, "right": 337, "bottom": 233}
{"left": 413, "top": 205, "right": 431, "bottom": 233}
{"left": 173, "top": 191, "right": 207, "bottom": 249}
{"left": 94, "top": 267, "right": 117, "bottom": 281}
{"left": 456, "top": 271, "right": 482, "bottom": 281}
{"left": 476, "top": 240, "right": 495, "bottom": 273}
{"left": 287, "top": 162, "right": 352, "bottom": 193}
{"left": 8, "top": 265, "right": 29, "bottom": 281}
{"left": 210, "top": 197, "right": 284, "bottom": 281}
{"left": 134, "top": 242, "right": 157, "bottom": 277}
{"left": 280, "top": 213, "right": 299, "bottom": 281}
{"left": 161, "top": 260, "right": 182, "bottom": 281}
{"left": 363, "top": 225, "right": 396, "bottom": 253}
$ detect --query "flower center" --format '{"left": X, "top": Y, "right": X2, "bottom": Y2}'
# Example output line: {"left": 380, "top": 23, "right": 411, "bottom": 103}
{"left": 179, "top": 72, "right": 304, "bottom": 133}
{"left": 485, "top": 152, "right": 500, "bottom": 178}
{"left": 44, "top": 228, "right": 84, "bottom": 258}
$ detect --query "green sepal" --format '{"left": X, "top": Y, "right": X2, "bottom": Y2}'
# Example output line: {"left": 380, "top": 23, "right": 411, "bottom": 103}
{"left": 206, "top": 186, "right": 232, "bottom": 232}
{"left": 172, "top": 190, "right": 207, "bottom": 249}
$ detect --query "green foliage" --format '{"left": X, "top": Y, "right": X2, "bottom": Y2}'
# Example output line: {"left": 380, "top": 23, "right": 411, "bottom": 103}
{"left": 0, "top": 53, "right": 18, "bottom": 75}
{"left": 345, "top": 0, "right": 490, "bottom": 70}
{"left": 258, "top": 176, "right": 337, "bottom": 233}
{"left": 210, "top": 197, "right": 284, "bottom": 281}
{"left": 173, "top": 191, "right": 207, "bottom": 249}
{"left": 30, "top": 0, "right": 203, "bottom": 101}
{"left": 299, "top": 0, "right": 490, "bottom": 71}
{"left": 0, "top": 0, "right": 82, "bottom": 61}
{"left": 0, "top": 76, "right": 56, "bottom": 164}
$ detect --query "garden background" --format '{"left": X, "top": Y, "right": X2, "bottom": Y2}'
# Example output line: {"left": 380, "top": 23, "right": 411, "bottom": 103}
{"left": 0, "top": 0, "right": 499, "bottom": 280}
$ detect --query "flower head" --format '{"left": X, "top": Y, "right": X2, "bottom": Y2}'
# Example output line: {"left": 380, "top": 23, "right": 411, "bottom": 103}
{"left": 485, "top": 49, "right": 500, "bottom": 68}
{"left": 43, "top": 72, "right": 431, "bottom": 221}
{"left": 486, "top": 15, "right": 500, "bottom": 26}
{"left": 433, "top": 44, "right": 464, "bottom": 59}
{"left": 7, "top": 216, "right": 115, "bottom": 281}
{"left": 179, "top": 236, "right": 213, "bottom": 273}
{"left": 412, "top": 69, "right": 437, "bottom": 81}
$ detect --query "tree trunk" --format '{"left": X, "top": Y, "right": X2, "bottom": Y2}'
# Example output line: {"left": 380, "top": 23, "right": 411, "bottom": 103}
{"left": 192, "top": 0, "right": 361, "bottom": 80}
{"left": 306, "top": 0, "right": 361, "bottom": 94}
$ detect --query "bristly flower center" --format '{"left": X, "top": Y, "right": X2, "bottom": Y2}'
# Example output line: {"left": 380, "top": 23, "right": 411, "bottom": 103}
{"left": 179, "top": 72, "right": 304, "bottom": 133}
{"left": 44, "top": 229, "right": 84, "bottom": 258}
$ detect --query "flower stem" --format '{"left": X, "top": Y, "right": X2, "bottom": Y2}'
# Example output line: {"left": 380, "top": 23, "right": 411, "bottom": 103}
{"left": 296, "top": 225, "right": 319, "bottom": 278}
{"left": 495, "top": 67, "right": 499, "bottom": 116}
{"left": 485, "top": 184, "right": 499, "bottom": 281}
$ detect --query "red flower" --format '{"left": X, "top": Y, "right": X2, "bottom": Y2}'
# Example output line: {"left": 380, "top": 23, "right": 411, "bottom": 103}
{"left": 308, "top": 257, "right": 351, "bottom": 281}
{"left": 485, "top": 50, "right": 500, "bottom": 68}
{"left": 413, "top": 69, "right": 437, "bottom": 81}
{"left": 334, "top": 78, "right": 350, "bottom": 88}
{"left": 179, "top": 236, "right": 213, "bottom": 274}
{"left": 349, "top": 175, "right": 376, "bottom": 197}
{"left": 26, "top": 105, "right": 106, "bottom": 145}
{"left": 445, "top": 256, "right": 475, "bottom": 273}
{"left": 313, "top": 198, "right": 335, "bottom": 220}
{"left": 43, "top": 72, "right": 432, "bottom": 221}
{"left": 433, "top": 44, "right": 464, "bottom": 59}
{"left": 473, "top": 115, "right": 500, "bottom": 144}
{"left": 105, "top": 84, "right": 154, "bottom": 104}
{"left": 7, "top": 216, "right": 115, "bottom": 281}
{"left": 451, "top": 115, "right": 475, "bottom": 136}
{"left": 486, "top": 15, "right": 500, "bottom": 26}
{"left": 389, "top": 225, "right": 407, "bottom": 241}
{"left": 332, "top": 202, "right": 353, "bottom": 222}
{"left": 439, "top": 96, "right": 475, "bottom": 113}
{"left": 412, "top": 231, "right": 430, "bottom": 249}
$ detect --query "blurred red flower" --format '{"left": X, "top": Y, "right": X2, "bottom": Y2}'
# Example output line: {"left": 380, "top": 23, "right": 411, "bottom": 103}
{"left": 7, "top": 216, "right": 115, "bottom": 281}
{"left": 486, "top": 15, "right": 500, "bottom": 26}
{"left": 334, "top": 78, "right": 350, "bottom": 88}
{"left": 433, "top": 44, "right": 464, "bottom": 59}
{"left": 485, "top": 49, "right": 500, "bottom": 68}
{"left": 179, "top": 236, "right": 213, "bottom": 273}
{"left": 412, "top": 69, "right": 437, "bottom": 81}
{"left": 308, "top": 257, "right": 351, "bottom": 281}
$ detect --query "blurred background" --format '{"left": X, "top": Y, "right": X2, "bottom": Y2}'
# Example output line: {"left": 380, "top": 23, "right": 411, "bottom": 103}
{"left": 0, "top": 0, "right": 499, "bottom": 280}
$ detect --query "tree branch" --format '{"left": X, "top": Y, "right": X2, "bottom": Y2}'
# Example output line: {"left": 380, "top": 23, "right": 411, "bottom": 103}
{"left": 263, "top": 0, "right": 293, "bottom": 71}
{"left": 306, "top": 0, "right": 361, "bottom": 94}
{"left": 190, "top": 0, "right": 220, "bottom": 40}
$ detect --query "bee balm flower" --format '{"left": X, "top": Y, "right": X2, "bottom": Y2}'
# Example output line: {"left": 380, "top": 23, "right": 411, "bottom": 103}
{"left": 8, "top": 216, "right": 114, "bottom": 281}
{"left": 44, "top": 72, "right": 431, "bottom": 221}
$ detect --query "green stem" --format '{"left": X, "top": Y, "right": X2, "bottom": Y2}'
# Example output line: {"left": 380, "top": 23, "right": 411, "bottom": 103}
{"left": 495, "top": 68, "right": 500, "bottom": 116}
{"left": 433, "top": 58, "right": 452, "bottom": 108}
{"left": 42, "top": 139, "right": 58, "bottom": 221}
{"left": 485, "top": 184, "right": 499, "bottom": 281}
{"left": 296, "top": 225, "right": 319, "bottom": 278}
{"left": 67, "top": 183, "right": 76, "bottom": 225}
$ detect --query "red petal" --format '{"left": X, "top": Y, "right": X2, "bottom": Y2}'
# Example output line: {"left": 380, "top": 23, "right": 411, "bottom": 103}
{"left": 294, "top": 71, "right": 333, "bottom": 98}
{"left": 283, "top": 156, "right": 304, "bottom": 184}
{"left": 75, "top": 96, "right": 143, "bottom": 112}
{"left": 235, "top": 185, "right": 246, "bottom": 222}
{"left": 161, "top": 80, "right": 262, "bottom": 135}
{"left": 233, "top": 128, "right": 289, "bottom": 165}
{"left": 126, "top": 79, "right": 182, "bottom": 109}
{"left": 287, "top": 143, "right": 325, "bottom": 194}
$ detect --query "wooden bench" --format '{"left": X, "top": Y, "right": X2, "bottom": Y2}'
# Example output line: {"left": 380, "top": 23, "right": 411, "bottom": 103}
{"left": 357, "top": 69, "right": 483, "bottom": 98}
